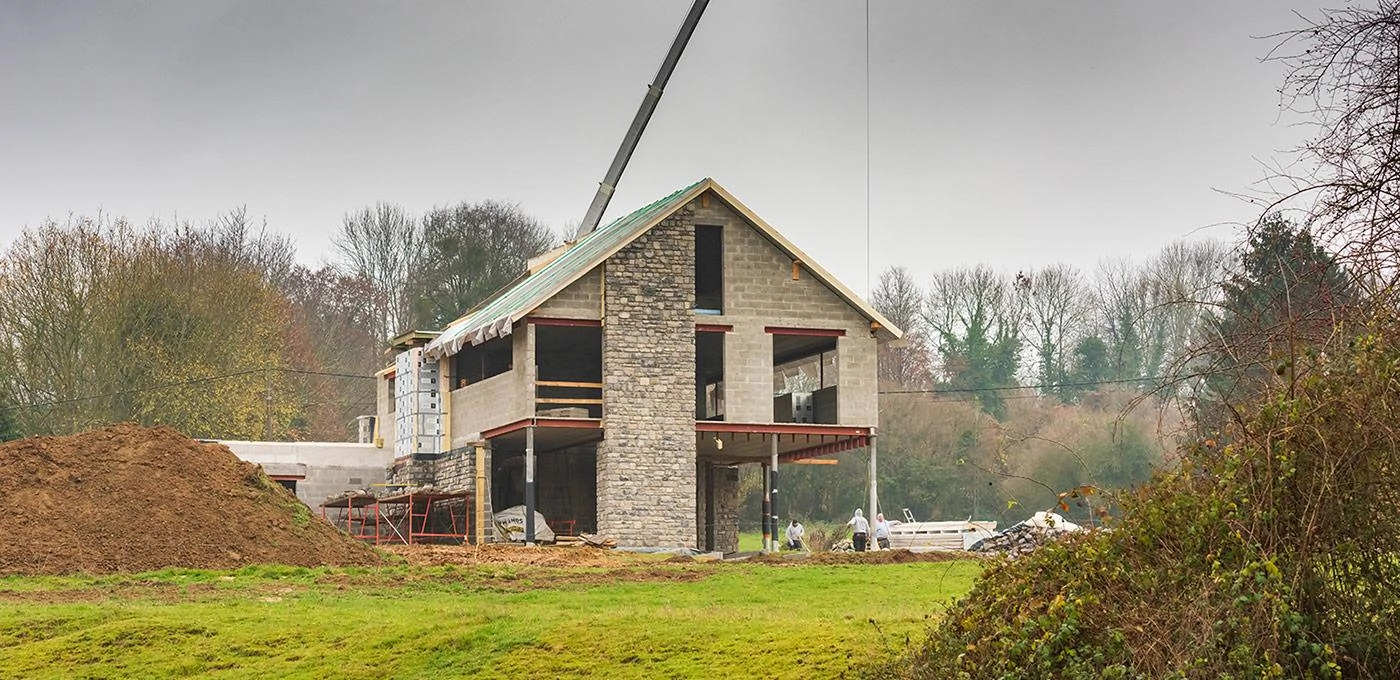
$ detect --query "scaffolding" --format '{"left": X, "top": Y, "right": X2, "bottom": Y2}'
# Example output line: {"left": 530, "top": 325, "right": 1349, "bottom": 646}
{"left": 320, "top": 491, "right": 471, "bottom": 545}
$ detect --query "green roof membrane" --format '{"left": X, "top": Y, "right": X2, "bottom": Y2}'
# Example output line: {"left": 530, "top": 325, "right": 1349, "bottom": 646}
{"left": 424, "top": 179, "right": 706, "bottom": 358}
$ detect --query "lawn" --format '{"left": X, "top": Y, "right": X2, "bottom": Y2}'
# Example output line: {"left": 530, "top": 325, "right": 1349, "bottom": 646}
{"left": 0, "top": 553, "right": 980, "bottom": 679}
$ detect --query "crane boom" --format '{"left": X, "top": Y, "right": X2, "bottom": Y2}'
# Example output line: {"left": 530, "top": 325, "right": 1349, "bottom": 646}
{"left": 577, "top": 0, "right": 709, "bottom": 236}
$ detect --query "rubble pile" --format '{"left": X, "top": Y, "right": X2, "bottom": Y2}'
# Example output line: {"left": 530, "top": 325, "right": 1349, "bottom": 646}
{"left": 969, "top": 511, "right": 1086, "bottom": 556}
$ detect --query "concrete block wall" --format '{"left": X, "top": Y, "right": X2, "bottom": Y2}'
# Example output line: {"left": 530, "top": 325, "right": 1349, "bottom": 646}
{"left": 448, "top": 325, "right": 534, "bottom": 444}
{"left": 532, "top": 267, "right": 603, "bottom": 320}
{"left": 221, "top": 440, "right": 392, "bottom": 507}
{"left": 688, "top": 197, "right": 881, "bottom": 426}
{"left": 597, "top": 209, "right": 699, "bottom": 548}
{"left": 376, "top": 374, "right": 396, "bottom": 446}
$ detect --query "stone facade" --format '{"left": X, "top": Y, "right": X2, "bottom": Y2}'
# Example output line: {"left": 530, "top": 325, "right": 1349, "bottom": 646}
{"left": 596, "top": 209, "right": 699, "bottom": 548}
{"left": 696, "top": 462, "right": 741, "bottom": 552}
{"left": 372, "top": 184, "right": 890, "bottom": 549}
{"left": 384, "top": 444, "right": 494, "bottom": 543}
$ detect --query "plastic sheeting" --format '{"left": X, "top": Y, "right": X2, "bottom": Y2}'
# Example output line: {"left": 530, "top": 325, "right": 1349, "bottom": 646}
{"left": 493, "top": 505, "right": 556, "bottom": 543}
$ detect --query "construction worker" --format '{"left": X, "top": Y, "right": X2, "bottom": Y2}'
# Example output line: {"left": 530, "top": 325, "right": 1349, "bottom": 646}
{"left": 785, "top": 519, "right": 805, "bottom": 551}
{"left": 873, "top": 512, "right": 891, "bottom": 550}
{"left": 848, "top": 508, "right": 870, "bottom": 552}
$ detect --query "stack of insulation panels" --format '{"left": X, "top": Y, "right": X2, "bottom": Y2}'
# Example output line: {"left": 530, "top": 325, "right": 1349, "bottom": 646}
{"left": 393, "top": 347, "right": 442, "bottom": 459}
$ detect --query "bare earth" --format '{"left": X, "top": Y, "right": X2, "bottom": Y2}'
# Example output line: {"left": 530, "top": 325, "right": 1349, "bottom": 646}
{"left": 0, "top": 424, "right": 380, "bottom": 575}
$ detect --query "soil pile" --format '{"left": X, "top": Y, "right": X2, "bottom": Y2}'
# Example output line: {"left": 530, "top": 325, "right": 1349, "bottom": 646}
{"left": 383, "top": 543, "right": 640, "bottom": 568}
{"left": 0, "top": 424, "right": 380, "bottom": 575}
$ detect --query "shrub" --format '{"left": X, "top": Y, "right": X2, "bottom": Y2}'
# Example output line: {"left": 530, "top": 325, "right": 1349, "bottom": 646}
{"left": 867, "top": 319, "right": 1400, "bottom": 679}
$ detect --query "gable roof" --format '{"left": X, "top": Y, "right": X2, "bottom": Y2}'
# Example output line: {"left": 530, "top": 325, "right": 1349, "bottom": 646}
{"left": 423, "top": 178, "right": 901, "bottom": 359}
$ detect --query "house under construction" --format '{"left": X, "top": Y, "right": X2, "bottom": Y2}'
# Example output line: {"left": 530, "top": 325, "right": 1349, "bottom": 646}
{"left": 374, "top": 178, "right": 900, "bottom": 552}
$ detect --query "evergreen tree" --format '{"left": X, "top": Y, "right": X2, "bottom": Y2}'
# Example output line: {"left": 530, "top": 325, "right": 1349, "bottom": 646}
{"left": 1202, "top": 214, "right": 1353, "bottom": 418}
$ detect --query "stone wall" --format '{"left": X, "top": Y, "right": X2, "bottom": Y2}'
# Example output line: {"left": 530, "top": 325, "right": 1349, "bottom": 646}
{"left": 391, "top": 444, "right": 493, "bottom": 543}
{"left": 596, "top": 208, "right": 699, "bottom": 548}
{"left": 696, "top": 462, "right": 741, "bottom": 552}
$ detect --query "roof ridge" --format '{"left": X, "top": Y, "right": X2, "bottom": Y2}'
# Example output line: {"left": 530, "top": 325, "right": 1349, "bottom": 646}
{"left": 425, "top": 178, "right": 708, "bottom": 358}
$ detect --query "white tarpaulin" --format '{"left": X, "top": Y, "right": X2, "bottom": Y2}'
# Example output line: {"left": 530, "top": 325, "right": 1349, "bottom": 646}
{"left": 493, "top": 505, "right": 556, "bottom": 543}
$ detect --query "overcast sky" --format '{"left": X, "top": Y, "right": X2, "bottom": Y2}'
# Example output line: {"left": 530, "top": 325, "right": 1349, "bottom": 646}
{"left": 0, "top": 1, "right": 1327, "bottom": 296}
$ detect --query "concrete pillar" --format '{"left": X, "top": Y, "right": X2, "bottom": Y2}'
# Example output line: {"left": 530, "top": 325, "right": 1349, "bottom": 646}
{"left": 761, "top": 464, "right": 771, "bottom": 553}
{"left": 525, "top": 424, "right": 536, "bottom": 545}
{"left": 770, "top": 434, "right": 780, "bottom": 552}
{"left": 868, "top": 431, "right": 878, "bottom": 524}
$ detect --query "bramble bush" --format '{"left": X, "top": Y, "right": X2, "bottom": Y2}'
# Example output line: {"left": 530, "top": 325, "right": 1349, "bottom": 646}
{"left": 865, "top": 318, "right": 1400, "bottom": 679}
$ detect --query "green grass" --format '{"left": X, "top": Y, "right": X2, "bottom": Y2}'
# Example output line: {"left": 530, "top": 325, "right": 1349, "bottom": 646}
{"left": 0, "top": 558, "right": 980, "bottom": 679}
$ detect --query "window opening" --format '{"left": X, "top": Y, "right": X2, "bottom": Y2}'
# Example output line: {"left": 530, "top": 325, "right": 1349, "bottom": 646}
{"left": 772, "top": 334, "right": 839, "bottom": 424}
{"left": 535, "top": 325, "right": 603, "bottom": 418}
{"left": 695, "top": 225, "right": 723, "bottom": 313}
{"left": 696, "top": 331, "right": 725, "bottom": 420}
{"left": 453, "top": 335, "right": 513, "bottom": 387}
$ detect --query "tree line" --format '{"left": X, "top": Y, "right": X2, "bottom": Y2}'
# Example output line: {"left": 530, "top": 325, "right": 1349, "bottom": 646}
{"left": 0, "top": 201, "right": 554, "bottom": 441}
{"left": 758, "top": 215, "right": 1352, "bottom": 527}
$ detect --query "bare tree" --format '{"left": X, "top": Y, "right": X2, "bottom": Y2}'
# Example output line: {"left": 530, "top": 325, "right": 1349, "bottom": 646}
{"left": 1266, "top": 2, "right": 1400, "bottom": 291}
{"left": 923, "top": 265, "right": 1023, "bottom": 417}
{"left": 333, "top": 203, "right": 422, "bottom": 343}
{"left": 1015, "top": 264, "right": 1090, "bottom": 396}
{"left": 871, "top": 266, "right": 933, "bottom": 389}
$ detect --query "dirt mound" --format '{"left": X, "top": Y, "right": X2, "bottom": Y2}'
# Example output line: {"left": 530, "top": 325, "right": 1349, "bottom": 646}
{"left": 0, "top": 424, "right": 380, "bottom": 575}
{"left": 382, "top": 543, "right": 644, "bottom": 569}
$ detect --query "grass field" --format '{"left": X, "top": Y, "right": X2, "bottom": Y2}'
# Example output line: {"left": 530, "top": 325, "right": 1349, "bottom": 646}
{"left": 0, "top": 551, "right": 979, "bottom": 679}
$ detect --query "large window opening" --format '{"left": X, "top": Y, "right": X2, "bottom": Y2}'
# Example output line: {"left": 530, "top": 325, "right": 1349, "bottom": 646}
{"left": 695, "top": 225, "right": 723, "bottom": 313}
{"left": 535, "top": 324, "right": 602, "bottom": 418}
{"left": 772, "top": 333, "right": 840, "bottom": 424}
{"left": 493, "top": 444, "right": 598, "bottom": 537}
{"left": 453, "top": 335, "right": 513, "bottom": 387}
{"left": 696, "top": 331, "right": 725, "bottom": 420}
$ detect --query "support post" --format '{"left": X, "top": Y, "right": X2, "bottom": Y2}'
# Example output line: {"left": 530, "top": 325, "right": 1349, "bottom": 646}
{"left": 474, "top": 443, "right": 487, "bottom": 545}
{"left": 525, "top": 424, "right": 537, "bottom": 546}
{"left": 760, "top": 464, "right": 771, "bottom": 553}
{"left": 770, "top": 434, "right": 780, "bottom": 552}
{"left": 868, "top": 431, "right": 878, "bottom": 528}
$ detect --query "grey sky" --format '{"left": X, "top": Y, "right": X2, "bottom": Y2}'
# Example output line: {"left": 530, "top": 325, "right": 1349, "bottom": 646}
{"left": 0, "top": 1, "right": 1323, "bottom": 296}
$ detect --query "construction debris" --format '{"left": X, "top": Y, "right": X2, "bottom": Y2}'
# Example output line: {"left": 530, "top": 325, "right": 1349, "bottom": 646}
{"left": 579, "top": 533, "right": 618, "bottom": 548}
{"left": 969, "top": 511, "right": 1086, "bottom": 556}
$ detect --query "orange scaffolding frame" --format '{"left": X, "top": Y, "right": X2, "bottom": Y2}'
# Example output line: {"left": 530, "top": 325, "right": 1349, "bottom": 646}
{"left": 319, "top": 493, "right": 380, "bottom": 543}
{"left": 375, "top": 492, "right": 471, "bottom": 545}
{"left": 320, "top": 491, "right": 471, "bottom": 545}
{"left": 319, "top": 492, "right": 467, "bottom": 545}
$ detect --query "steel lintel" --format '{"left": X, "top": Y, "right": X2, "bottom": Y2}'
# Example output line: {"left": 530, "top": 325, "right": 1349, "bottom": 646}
{"left": 694, "top": 421, "right": 869, "bottom": 438}
{"left": 483, "top": 417, "right": 603, "bottom": 440}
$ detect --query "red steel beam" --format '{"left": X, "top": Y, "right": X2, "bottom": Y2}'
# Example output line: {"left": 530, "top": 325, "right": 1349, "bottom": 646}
{"left": 482, "top": 417, "right": 603, "bottom": 439}
{"left": 695, "top": 323, "right": 733, "bottom": 333}
{"left": 783, "top": 436, "right": 868, "bottom": 462}
{"left": 695, "top": 421, "right": 869, "bottom": 437}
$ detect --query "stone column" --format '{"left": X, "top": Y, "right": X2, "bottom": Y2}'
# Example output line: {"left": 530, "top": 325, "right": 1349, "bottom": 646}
{"left": 596, "top": 210, "right": 699, "bottom": 548}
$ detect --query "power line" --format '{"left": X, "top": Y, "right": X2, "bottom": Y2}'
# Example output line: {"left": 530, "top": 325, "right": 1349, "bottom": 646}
{"left": 1, "top": 367, "right": 376, "bottom": 413}
{"left": 879, "top": 375, "right": 1172, "bottom": 396}
{"left": 864, "top": 0, "right": 872, "bottom": 297}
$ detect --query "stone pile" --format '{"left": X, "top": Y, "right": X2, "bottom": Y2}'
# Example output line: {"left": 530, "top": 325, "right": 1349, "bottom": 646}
{"left": 969, "top": 511, "right": 1085, "bottom": 556}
